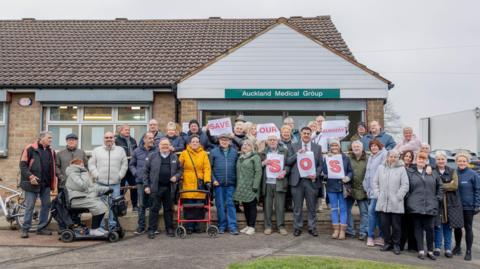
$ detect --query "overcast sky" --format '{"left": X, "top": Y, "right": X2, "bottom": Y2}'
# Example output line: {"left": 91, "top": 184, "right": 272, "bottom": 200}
{"left": 1, "top": 0, "right": 479, "bottom": 133}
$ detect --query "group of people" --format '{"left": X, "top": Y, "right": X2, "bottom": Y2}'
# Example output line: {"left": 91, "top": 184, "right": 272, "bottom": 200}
{"left": 18, "top": 115, "right": 479, "bottom": 262}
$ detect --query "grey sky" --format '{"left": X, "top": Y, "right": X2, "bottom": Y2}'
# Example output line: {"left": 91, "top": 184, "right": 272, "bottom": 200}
{"left": 1, "top": 0, "right": 479, "bottom": 133}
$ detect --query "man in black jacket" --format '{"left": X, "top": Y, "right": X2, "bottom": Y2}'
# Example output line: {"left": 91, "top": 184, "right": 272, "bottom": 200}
{"left": 19, "top": 131, "right": 57, "bottom": 238}
{"left": 143, "top": 138, "right": 182, "bottom": 239}
{"left": 115, "top": 124, "right": 138, "bottom": 211}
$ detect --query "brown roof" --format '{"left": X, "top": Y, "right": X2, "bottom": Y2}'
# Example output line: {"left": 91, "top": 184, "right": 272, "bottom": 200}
{"left": 0, "top": 16, "right": 389, "bottom": 88}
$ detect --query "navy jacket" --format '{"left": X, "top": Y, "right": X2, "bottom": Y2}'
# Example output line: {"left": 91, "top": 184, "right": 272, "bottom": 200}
{"left": 457, "top": 167, "right": 480, "bottom": 210}
{"left": 129, "top": 145, "right": 157, "bottom": 184}
{"left": 209, "top": 146, "right": 238, "bottom": 187}
{"left": 115, "top": 135, "right": 138, "bottom": 179}
{"left": 138, "top": 131, "right": 164, "bottom": 148}
{"left": 183, "top": 130, "right": 213, "bottom": 151}
{"left": 361, "top": 131, "right": 397, "bottom": 151}
{"left": 322, "top": 153, "right": 353, "bottom": 193}
{"left": 143, "top": 152, "right": 182, "bottom": 194}
{"left": 166, "top": 135, "right": 186, "bottom": 153}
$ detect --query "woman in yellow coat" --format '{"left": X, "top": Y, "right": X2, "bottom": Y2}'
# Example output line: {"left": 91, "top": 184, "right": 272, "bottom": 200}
{"left": 179, "top": 135, "right": 212, "bottom": 233}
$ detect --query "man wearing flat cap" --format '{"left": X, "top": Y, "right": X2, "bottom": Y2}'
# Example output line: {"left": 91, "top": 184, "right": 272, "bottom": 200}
{"left": 55, "top": 133, "right": 88, "bottom": 190}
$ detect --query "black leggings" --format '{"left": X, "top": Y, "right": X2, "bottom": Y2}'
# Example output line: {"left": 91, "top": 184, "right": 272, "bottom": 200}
{"left": 91, "top": 213, "right": 105, "bottom": 229}
{"left": 454, "top": 210, "right": 475, "bottom": 252}
{"left": 412, "top": 214, "right": 435, "bottom": 252}
{"left": 243, "top": 199, "right": 257, "bottom": 227}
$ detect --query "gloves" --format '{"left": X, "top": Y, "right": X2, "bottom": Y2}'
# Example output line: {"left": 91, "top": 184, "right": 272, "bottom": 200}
{"left": 342, "top": 176, "right": 351, "bottom": 183}
{"left": 252, "top": 188, "right": 258, "bottom": 193}
{"left": 474, "top": 207, "right": 480, "bottom": 215}
{"left": 104, "top": 187, "right": 114, "bottom": 195}
{"left": 205, "top": 182, "right": 212, "bottom": 191}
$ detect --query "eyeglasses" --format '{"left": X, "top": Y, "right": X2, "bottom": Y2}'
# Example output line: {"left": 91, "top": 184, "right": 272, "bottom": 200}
{"left": 104, "top": 136, "right": 114, "bottom": 139}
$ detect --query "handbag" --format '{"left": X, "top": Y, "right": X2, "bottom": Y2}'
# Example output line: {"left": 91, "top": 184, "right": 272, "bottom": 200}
{"left": 342, "top": 183, "right": 352, "bottom": 199}
{"left": 187, "top": 151, "right": 205, "bottom": 190}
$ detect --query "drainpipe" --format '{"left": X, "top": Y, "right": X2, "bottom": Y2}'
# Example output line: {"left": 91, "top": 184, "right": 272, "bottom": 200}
{"left": 172, "top": 85, "right": 180, "bottom": 123}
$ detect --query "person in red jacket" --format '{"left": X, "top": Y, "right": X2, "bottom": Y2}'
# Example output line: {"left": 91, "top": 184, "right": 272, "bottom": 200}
{"left": 19, "top": 131, "right": 57, "bottom": 238}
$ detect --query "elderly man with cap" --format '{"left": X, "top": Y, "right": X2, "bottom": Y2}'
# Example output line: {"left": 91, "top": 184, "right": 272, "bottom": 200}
{"left": 55, "top": 133, "right": 88, "bottom": 190}
{"left": 209, "top": 133, "right": 239, "bottom": 235}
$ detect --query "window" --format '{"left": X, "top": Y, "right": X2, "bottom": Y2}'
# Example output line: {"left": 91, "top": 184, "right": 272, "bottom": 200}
{"left": 46, "top": 105, "right": 149, "bottom": 151}
{"left": 0, "top": 103, "right": 6, "bottom": 154}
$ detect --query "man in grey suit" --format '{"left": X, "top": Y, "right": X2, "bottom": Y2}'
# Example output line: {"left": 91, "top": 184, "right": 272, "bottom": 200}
{"left": 287, "top": 126, "right": 323, "bottom": 237}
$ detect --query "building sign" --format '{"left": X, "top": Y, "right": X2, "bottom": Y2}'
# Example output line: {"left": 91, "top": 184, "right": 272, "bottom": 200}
{"left": 224, "top": 89, "right": 340, "bottom": 99}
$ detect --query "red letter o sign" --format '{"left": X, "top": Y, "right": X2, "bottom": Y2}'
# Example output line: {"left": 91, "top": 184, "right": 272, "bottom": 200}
{"left": 300, "top": 158, "right": 313, "bottom": 170}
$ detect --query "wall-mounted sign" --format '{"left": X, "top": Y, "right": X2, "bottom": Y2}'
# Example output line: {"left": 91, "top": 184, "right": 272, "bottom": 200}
{"left": 18, "top": 97, "right": 32, "bottom": 107}
{"left": 224, "top": 89, "right": 340, "bottom": 99}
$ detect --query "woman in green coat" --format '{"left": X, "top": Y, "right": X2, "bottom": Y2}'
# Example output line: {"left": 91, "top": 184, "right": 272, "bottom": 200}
{"left": 235, "top": 139, "right": 262, "bottom": 235}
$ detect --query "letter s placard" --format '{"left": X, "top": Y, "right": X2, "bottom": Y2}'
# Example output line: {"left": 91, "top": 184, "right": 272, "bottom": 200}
{"left": 326, "top": 154, "right": 345, "bottom": 179}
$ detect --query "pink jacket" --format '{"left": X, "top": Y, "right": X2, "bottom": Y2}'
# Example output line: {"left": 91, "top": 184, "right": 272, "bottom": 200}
{"left": 394, "top": 135, "right": 421, "bottom": 154}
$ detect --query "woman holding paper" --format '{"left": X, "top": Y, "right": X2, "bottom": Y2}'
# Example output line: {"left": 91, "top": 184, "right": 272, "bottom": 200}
{"left": 234, "top": 140, "right": 262, "bottom": 235}
{"left": 372, "top": 150, "right": 409, "bottom": 255}
{"left": 322, "top": 139, "right": 353, "bottom": 240}
{"left": 363, "top": 139, "right": 388, "bottom": 247}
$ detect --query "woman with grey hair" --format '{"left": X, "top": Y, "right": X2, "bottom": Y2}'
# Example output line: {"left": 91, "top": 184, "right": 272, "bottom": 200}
{"left": 372, "top": 150, "right": 409, "bottom": 255}
{"left": 433, "top": 150, "right": 463, "bottom": 258}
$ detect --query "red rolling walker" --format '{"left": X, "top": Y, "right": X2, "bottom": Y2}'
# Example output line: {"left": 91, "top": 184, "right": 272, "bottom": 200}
{"left": 175, "top": 189, "right": 218, "bottom": 239}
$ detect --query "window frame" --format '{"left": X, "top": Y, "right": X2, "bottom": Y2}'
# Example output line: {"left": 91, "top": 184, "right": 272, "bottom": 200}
{"left": 0, "top": 102, "right": 8, "bottom": 156}
{"left": 45, "top": 104, "right": 150, "bottom": 151}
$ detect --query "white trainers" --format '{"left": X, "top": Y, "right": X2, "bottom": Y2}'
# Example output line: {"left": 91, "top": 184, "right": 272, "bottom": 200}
{"left": 240, "top": 227, "right": 249, "bottom": 233}
{"left": 90, "top": 228, "right": 106, "bottom": 236}
{"left": 245, "top": 227, "right": 256, "bottom": 235}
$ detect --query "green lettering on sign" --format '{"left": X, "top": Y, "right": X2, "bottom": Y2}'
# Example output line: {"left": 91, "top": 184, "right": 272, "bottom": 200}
{"left": 224, "top": 89, "right": 340, "bottom": 99}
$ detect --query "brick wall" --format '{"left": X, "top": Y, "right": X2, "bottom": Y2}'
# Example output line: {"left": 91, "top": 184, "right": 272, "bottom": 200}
{"left": 0, "top": 93, "right": 41, "bottom": 189}
{"left": 179, "top": 99, "right": 198, "bottom": 124}
{"left": 151, "top": 92, "right": 176, "bottom": 133}
{"left": 366, "top": 99, "right": 385, "bottom": 126}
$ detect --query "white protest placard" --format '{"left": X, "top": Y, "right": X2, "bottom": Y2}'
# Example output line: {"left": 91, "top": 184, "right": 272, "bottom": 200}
{"left": 207, "top": 117, "right": 232, "bottom": 136}
{"left": 297, "top": 151, "right": 316, "bottom": 178}
{"left": 326, "top": 154, "right": 345, "bottom": 179}
{"left": 266, "top": 153, "right": 284, "bottom": 179}
{"left": 182, "top": 122, "right": 190, "bottom": 134}
{"left": 256, "top": 123, "right": 280, "bottom": 141}
{"left": 321, "top": 120, "right": 348, "bottom": 139}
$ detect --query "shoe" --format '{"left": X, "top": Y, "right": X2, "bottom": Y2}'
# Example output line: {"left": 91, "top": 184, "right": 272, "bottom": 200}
{"left": 433, "top": 248, "right": 440, "bottom": 256}
{"left": 293, "top": 229, "right": 302, "bottom": 237}
{"left": 132, "top": 207, "right": 139, "bottom": 212}
{"left": 464, "top": 250, "right": 472, "bottom": 261}
{"left": 264, "top": 228, "right": 272, "bottom": 235}
{"left": 427, "top": 252, "right": 436, "bottom": 260}
{"left": 393, "top": 245, "right": 401, "bottom": 255}
{"left": 380, "top": 244, "right": 393, "bottom": 252}
{"left": 358, "top": 234, "right": 367, "bottom": 241}
{"left": 452, "top": 245, "right": 462, "bottom": 256}
{"left": 240, "top": 227, "right": 249, "bottom": 233}
{"left": 155, "top": 230, "right": 160, "bottom": 235}
{"left": 36, "top": 229, "right": 52, "bottom": 236}
{"left": 90, "top": 228, "right": 106, "bottom": 236}
{"left": 374, "top": 237, "right": 384, "bottom": 246}
{"left": 20, "top": 230, "right": 29, "bottom": 239}
{"left": 134, "top": 228, "right": 145, "bottom": 235}
{"left": 331, "top": 224, "right": 340, "bottom": 239}
{"left": 245, "top": 227, "right": 255, "bottom": 235}
{"left": 445, "top": 250, "right": 453, "bottom": 258}
{"left": 338, "top": 225, "right": 347, "bottom": 240}
{"left": 279, "top": 228, "right": 288, "bottom": 236}
{"left": 308, "top": 229, "right": 318, "bottom": 237}
{"left": 417, "top": 251, "right": 425, "bottom": 260}
{"left": 166, "top": 229, "right": 175, "bottom": 237}
{"left": 230, "top": 230, "right": 239, "bottom": 235}
{"left": 148, "top": 232, "right": 155, "bottom": 239}
{"left": 186, "top": 229, "right": 193, "bottom": 235}
{"left": 346, "top": 233, "right": 356, "bottom": 239}
{"left": 367, "top": 238, "right": 375, "bottom": 247}
{"left": 218, "top": 228, "right": 225, "bottom": 234}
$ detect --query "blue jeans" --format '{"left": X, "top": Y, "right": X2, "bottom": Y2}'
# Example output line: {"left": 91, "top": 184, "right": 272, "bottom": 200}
{"left": 100, "top": 183, "right": 121, "bottom": 230}
{"left": 214, "top": 185, "right": 237, "bottom": 232}
{"left": 368, "top": 198, "right": 383, "bottom": 238}
{"left": 136, "top": 183, "right": 151, "bottom": 231}
{"left": 328, "top": 192, "right": 347, "bottom": 225}
{"left": 434, "top": 223, "right": 452, "bottom": 250}
{"left": 22, "top": 187, "right": 51, "bottom": 231}
{"left": 346, "top": 198, "right": 369, "bottom": 236}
